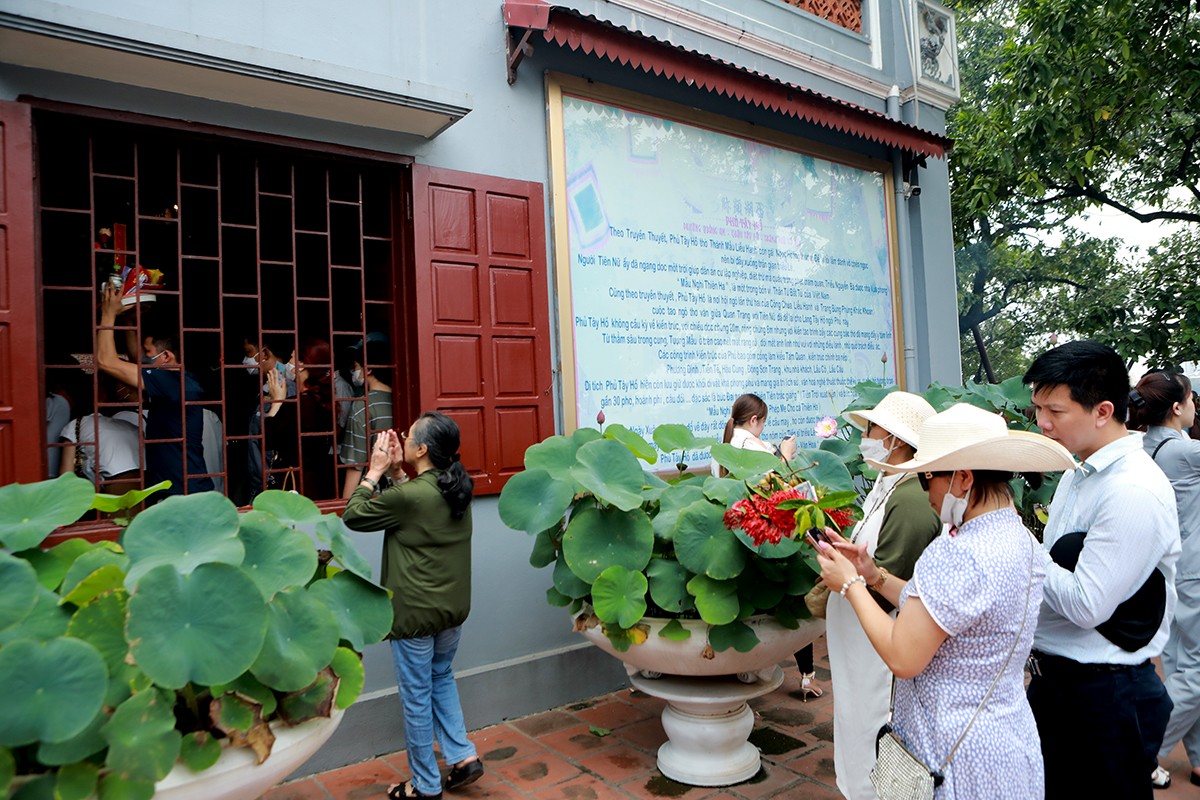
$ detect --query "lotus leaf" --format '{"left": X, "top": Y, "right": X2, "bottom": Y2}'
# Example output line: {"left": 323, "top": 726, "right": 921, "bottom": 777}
{"left": 101, "top": 689, "right": 181, "bottom": 783}
{"left": 553, "top": 554, "right": 591, "bottom": 599}
{"left": 497, "top": 469, "right": 574, "bottom": 535}
{"left": 731, "top": 527, "right": 802, "bottom": 559}
{"left": 252, "top": 489, "right": 323, "bottom": 525}
{"left": 278, "top": 668, "right": 337, "bottom": 723}
{"left": 307, "top": 570, "right": 393, "bottom": 650}
{"left": 686, "top": 574, "right": 739, "bottom": 625}
{"left": 600, "top": 622, "right": 648, "bottom": 652}
{"left": 524, "top": 434, "right": 581, "bottom": 473}
{"left": 709, "top": 444, "right": 782, "bottom": 480}
{"left": 673, "top": 500, "right": 746, "bottom": 580}
{"left": 546, "top": 586, "right": 573, "bottom": 607}
{"left": 0, "top": 474, "right": 94, "bottom": 551}
{"left": 650, "top": 483, "right": 706, "bottom": 541}
{"left": 53, "top": 762, "right": 98, "bottom": 800}
{"left": 17, "top": 538, "right": 93, "bottom": 591}
{"left": 646, "top": 558, "right": 693, "bottom": 614}
{"left": 657, "top": 618, "right": 691, "bottom": 641}
{"left": 653, "top": 424, "right": 717, "bottom": 454}
{"left": 180, "top": 731, "right": 222, "bottom": 772}
{"left": 36, "top": 707, "right": 107, "bottom": 766}
{"left": 238, "top": 510, "right": 319, "bottom": 598}
{"left": 603, "top": 424, "right": 657, "bottom": 463}
{"left": 701, "top": 476, "right": 747, "bottom": 507}
{"left": 569, "top": 439, "right": 646, "bottom": 511}
{"left": 792, "top": 448, "right": 855, "bottom": 493}
{"left": 60, "top": 564, "right": 126, "bottom": 607}
{"left": 250, "top": 588, "right": 340, "bottom": 691}
{"left": 590, "top": 565, "right": 648, "bottom": 628}
{"left": 12, "top": 773, "right": 54, "bottom": 800}
{"left": 528, "top": 527, "right": 557, "bottom": 568}
{"left": 0, "top": 748, "right": 12, "bottom": 796}
{"left": 210, "top": 673, "right": 277, "bottom": 717}
{"left": 60, "top": 548, "right": 127, "bottom": 599}
{"left": 89, "top": 482, "right": 171, "bottom": 513}
{"left": 96, "top": 773, "right": 154, "bottom": 800}
{"left": 736, "top": 564, "right": 785, "bottom": 611}
{"left": 331, "top": 646, "right": 365, "bottom": 709}
{"left": 562, "top": 504, "right": 653, "bottom": 584}
{"left": 0, "top": 638, "right": 107, "bottom": 747}
{"left": 0, "top": 551, "right": 39, "bottom": 631}
{"left": 126, "top": 563, "right": 269, "bottom": 689}
{"left": 122, "top": 494, "right": 243, "bottom": 589}
{"left": 0, "top": 586, "right": 69, "bottom": 645}
{"left": 709, "top": 620, "right": 760, "bottom": 653}
{"left": 314, "top": 514, "right": 373, "bottom": 581}
{"left": 211, "top": 693, "right": 255, "bottom": 733}
{"left": 66, "top": 591, "right": 139, "bottom": 708}
{"left": 572, "top": 427, "right": 602, "bottom": 445}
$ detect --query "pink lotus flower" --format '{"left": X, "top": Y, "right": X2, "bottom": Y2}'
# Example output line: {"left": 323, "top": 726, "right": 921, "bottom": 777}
{"left": 596, "top": 409, "right": 606, "bottom": 425}
{"left": 814, "top": 416, "right": 838, "bottom": 439}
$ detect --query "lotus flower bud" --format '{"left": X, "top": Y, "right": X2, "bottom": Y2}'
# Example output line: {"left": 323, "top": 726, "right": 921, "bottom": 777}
{"left": 597, "top": 409, "right": 606, "bottom": 425}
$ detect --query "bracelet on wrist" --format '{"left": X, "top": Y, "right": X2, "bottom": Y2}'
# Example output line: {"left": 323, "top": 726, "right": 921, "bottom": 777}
{"left": 869, "top": 566, "right": 890, "bottom": 592}
{"left": 840, "top": 575, "right": 867, "bottom": 597}
{"left": 359, "top": 476, "right": 379, "bottom": 492}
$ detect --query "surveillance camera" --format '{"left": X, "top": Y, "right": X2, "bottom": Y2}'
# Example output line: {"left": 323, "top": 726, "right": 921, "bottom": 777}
{"left": 903, "top": 182, "right": 922, "bottom": 199}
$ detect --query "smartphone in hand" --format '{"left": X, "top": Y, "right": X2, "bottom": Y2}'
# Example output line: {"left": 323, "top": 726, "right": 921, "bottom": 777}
{"left": 805, "top": 526, "right": 832, "bottom": 551}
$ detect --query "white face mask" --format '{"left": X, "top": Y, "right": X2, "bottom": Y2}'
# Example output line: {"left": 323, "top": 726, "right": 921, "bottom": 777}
{"left": 351, "top": 368, "right": 365, "bottom": 387}
{"left": 283, "top": 362, "right": 296, "bottom": 382}
{"left": 859, "top": 436, "right": 894, "bottom": 465}
{"left": 939, "top": 472, "right": 970, "bottom": 527}
{"left": 242, "top": 356, "right": 258, "bottom": 374}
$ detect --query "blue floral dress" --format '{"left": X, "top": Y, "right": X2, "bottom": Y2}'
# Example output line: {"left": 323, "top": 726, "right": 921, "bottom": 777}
{"left": 894, "top": 508, "right": 1045, "bottom": 799}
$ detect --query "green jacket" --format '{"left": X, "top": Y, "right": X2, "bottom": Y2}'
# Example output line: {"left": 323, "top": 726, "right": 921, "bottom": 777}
{"left": 871, "top": 475, "right": 942, "bottom": 612}
{"left": 342, "top": 470, "right": 472, "bottom": 639}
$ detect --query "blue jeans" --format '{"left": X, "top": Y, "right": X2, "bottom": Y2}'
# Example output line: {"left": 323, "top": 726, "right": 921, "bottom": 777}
{"left": 390, "top": 627, "right": 476, "bottom": 794}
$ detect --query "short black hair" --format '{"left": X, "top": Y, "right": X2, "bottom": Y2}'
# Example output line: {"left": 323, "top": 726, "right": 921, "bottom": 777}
{"left": 1023, "top": 340, "right": 1129, "bottom": 420}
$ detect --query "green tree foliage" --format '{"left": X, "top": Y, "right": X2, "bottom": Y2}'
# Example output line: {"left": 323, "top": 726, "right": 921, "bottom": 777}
{"left": 947, "top": 0, "right": 1200, "bottom": 376}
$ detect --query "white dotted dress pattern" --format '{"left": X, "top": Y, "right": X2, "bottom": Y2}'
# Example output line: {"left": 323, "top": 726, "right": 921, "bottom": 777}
{"left": 894, "top": 508, "right": 1046, "bottom": 799}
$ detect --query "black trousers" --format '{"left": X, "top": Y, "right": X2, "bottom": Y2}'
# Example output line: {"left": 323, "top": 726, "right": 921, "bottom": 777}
{"left": 1028, "top": 658, "right": 1172, "bottom": 800}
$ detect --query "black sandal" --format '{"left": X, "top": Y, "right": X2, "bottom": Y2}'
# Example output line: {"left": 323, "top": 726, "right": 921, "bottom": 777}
{"left": 445, "top": 759, "right": 484, "bottom": 791}
{"left": 387, "top": 779, "right": 443, "bottom": 800}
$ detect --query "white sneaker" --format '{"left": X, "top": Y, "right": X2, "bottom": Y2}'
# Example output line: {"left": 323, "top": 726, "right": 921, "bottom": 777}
{"left": 1151, "top": 765, "right": 1171, "bottom": 789}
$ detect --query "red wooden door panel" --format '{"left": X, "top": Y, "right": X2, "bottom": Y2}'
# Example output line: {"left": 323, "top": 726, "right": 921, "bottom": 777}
{"left": 411, "top": 165, "right": 552, "bottom": 494}
{"left": 0, "top": 101, "right": 43, "bottom": 485}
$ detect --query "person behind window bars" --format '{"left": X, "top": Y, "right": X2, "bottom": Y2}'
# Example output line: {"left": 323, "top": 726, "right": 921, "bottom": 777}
{"left": 57, "top": 371, "right": 141, "bottom": 496}
{"left": 340, "top": 332, "right": 394, "bottom": 498}
{"left": 263, "top": 336, "right": 337, "bottom": 500}
{"left": 244, "top": 335, "right": 296, "bottom": 498}
{"left": 95, "top": 284, "right": 214, "bottom": 499}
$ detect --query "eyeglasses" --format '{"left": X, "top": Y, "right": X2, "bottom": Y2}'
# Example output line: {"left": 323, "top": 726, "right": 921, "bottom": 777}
{"left": 399, "top": 430, "right": 408, "bottom": 442}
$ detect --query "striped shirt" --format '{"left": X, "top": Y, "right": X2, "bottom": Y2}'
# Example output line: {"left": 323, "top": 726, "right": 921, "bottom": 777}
{"left": 338, "top": 389, "right": 393, "bottom": 465}
{"left": 1035, "top": 433, "right": 1180, "bottom": 664}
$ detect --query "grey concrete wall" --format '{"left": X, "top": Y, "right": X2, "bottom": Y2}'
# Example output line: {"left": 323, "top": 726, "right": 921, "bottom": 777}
{"left": 1, "top": 0, "right": 964, "bottom": 769}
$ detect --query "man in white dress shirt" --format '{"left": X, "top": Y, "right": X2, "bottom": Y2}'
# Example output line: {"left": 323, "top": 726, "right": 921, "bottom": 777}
{"left": 1024, "top": 340, "right": 1180, "bottom": 799}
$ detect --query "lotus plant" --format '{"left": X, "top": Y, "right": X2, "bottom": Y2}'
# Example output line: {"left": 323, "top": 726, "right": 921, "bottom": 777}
{"left": 0, "top": 476, "right": 393, "bottom": 800}
{"left": 498, "top": 421, "right": 859, "bottom": 653}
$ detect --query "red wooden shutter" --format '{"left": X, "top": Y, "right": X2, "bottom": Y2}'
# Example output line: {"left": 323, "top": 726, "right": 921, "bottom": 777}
{"left": 411, "top": 165, "right": 552, "bottom": 494}
{"left": 0, "top": 101, "right": 42, "bottom": 485}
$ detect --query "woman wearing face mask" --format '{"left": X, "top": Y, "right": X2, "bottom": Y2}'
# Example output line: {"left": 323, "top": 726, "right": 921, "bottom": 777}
{"left": 263, "top": 336, "right": 337, "bottom": 499}
{"left": 824, "top": 391, "right": 941, "bottom": 800}
{"left": 1128, "top": 371, "right": 1200, "bottom": 790}
{"left": 815, "top": 403, "right": 1075, "bottom": 799}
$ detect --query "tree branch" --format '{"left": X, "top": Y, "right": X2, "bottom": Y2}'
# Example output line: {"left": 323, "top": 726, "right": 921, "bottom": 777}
{"left": 1037, "top": 184, "right": 1200, "bottom": 224}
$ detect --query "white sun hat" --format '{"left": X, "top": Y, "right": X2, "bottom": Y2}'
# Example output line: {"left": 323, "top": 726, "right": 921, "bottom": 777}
{"left": 844, "top": 391, "right": 937, "bottom": 449}
{"left": 867, "top": 402, "right": 1076, "bottom": 474}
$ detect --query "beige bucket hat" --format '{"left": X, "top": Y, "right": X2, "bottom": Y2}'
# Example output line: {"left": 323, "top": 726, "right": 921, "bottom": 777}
{"left": 868, "top": 402, "right": 1076, "bottom": 474}
{"left": 844, "top": 391, "right": 937, "bottom": 448}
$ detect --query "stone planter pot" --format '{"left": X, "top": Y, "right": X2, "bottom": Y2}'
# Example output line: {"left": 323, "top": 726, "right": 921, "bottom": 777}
{"left": 153, "top": 710, "right": 344, "bottom": 800}
{"left": 575, "top": 612, "right": 824, "bottom": 680}
{"left": 575, "top": 613, "right": 824, "bottom": 786}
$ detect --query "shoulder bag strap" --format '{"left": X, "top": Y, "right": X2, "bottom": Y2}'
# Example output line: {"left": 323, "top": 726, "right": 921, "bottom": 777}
{"left": 74, "top": 417, "right": 86, "bottom": 477}
{"left": 1151, "top": 437, "right": 1173, "bottom": 461}
{"left": 935, "top": 531, "right": 1035, "bottom": 772}
{"left": 883, "top": 530, "right": 1036, "bottom": 771}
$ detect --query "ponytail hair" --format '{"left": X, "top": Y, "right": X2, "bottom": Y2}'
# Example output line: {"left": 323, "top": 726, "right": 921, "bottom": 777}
{"left": 413, "top": 411, "right": 473, "bottom": 519}
{"left": 725, "top": 393, "right": 769, "bottom": 444}
{"left": 1127, "top": 370, "right": 1192, "bottom": 431}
